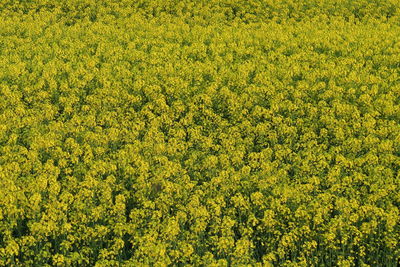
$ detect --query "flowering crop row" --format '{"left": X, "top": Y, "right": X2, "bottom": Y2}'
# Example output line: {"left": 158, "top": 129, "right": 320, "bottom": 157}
{"left": 0, "top": 1, "right": 400, "bottom": 266}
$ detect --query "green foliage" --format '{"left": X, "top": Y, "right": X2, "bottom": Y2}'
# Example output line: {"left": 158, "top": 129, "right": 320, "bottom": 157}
{"left": 1, "top": 1, "right": 400, "bottom": 266}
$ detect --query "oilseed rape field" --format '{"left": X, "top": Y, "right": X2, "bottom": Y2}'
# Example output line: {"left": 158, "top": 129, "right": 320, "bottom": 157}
{"left": 1, "top": 0, "right": 400, "bottom": 266}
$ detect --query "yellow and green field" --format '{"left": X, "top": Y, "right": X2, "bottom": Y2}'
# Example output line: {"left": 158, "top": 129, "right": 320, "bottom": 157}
{"left": 1, "top": 0, "right": 400, "bottom": 266}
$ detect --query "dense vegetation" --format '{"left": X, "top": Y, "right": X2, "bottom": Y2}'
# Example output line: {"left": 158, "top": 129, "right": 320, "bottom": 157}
{"left": 1, "top": 0, "right": 400, "bottom": 266}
